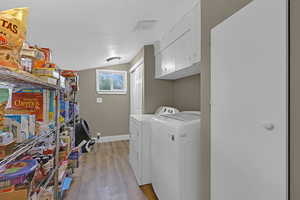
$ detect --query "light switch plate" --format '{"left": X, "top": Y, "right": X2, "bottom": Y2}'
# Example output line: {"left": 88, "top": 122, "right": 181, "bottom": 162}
{"left": 97, "top": 97, "right": 103, "bottom": 103}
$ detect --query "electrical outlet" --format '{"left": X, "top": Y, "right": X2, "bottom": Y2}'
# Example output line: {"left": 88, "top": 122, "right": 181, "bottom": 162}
{"left": 96, "top": 97, "right": 103, "bottom": 103}
{"left": 97, "top": 132, "right": 102, "bottom": 143}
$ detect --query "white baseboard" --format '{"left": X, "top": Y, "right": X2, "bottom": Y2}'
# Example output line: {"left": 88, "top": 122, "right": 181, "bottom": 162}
{"left": 100, "top": 134, "right": 129, "bottom": 143}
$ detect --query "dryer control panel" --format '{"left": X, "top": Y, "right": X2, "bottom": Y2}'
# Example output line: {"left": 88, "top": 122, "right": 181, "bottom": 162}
{"left": 155, "top": 106, "right": 179, "bottom": 116}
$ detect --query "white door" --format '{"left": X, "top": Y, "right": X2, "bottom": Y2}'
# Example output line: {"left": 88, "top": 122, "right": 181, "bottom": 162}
{"left": 130, "top": 63, "right": 144, "bottom": 115}
{"left": 211, "top": 0, "right": 288, "bottom": 200}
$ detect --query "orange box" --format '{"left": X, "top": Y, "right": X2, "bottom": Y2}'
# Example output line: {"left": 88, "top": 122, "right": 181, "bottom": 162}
{"left": 40, "top": 48, "right": 52, "bottom": 63}
{"left": 0, "top": 189, "right": 28, "bottom": 200}
{"left": 59, "top": 151, "right": 68, "bottom": 161}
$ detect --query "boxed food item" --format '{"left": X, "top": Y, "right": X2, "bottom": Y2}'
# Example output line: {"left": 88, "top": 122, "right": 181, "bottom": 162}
{"left": 20, "top": 45, "right": 44, "bottom": 59}
{"left": 0, "top": 89, "right": 10, "bottom": 132}
{"left": 65, "top": 101, "right": 70, "bottom": 122}
{"left": 59, "top": 96, "right": 66, "bottom": 123}
{"left": 0, "top": 189, "right": 28, "bottom": 200}
{"left": 39, "top": 76, "right": 57, "bottom": 85}
{"left": 20, "top": 57, "right": 33, "bottom": 73}
{"left": 28, "top": 114, "right": 35, "bottom": 138}
{"left": 20, "top": 44, "right": 52, "bottom": 73}
{"left": 40, "top": 48, "right": 52, "bottom": 63}
{"left": 11, "top": 89, "right": 49, "bottom": 122}
{"left": 68, "top": 150, "right": 80, "bottom": 169}
{"left": 0, "top": 141, "right": 15, "bottom": 159}
{"left": 5, "top": 114, "right": 29, "bottom": 142}
{"left": 0, "top": 132, "right": 14, "bottom": 145}
{"left": 61, "top": 70, "right": 78, "bottom": 77}
{"left": 32, "top": 68, "right": 59, "bottom": 79}
{"left": 60, "top": 75, "right": 66, "bottom": 89}
{"left": 27, "top": 46, "right": 53, "bottom": 69}
{"left": 48, "top": 91, "right": 55, "bottom": 122}
{"left": 60, "top": 135, "right": 72, "bottom": 154}
{"left": 0, "top": 8, "right": 29, "bottom": 69}
{"left": 59, "top": 151, "right": 68, "bottom": 162}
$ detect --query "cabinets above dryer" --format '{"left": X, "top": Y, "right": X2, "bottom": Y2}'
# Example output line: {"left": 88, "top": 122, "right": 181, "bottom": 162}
{"left": 155, "top": 1, "right": 201, "bottom": 80}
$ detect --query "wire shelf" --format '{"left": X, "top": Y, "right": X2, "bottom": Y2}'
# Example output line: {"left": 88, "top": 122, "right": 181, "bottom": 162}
{"left": 38, "top": 166, "right": 58, "bottom": 191}
{"left": 0, "top": 128, "right": 57, "bottom": 168}
{"left": 0, "top": 67, "right": 59, "bottom": 90}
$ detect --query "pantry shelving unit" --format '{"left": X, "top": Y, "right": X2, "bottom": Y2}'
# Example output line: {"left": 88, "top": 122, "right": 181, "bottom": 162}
{"left": 0, "top": 67, "right": 60, "bottom": 89}
{"left": 0, "top": 67, "right": 62, "bottom": 200}
{"left": 0, "top": 127, "right": 57, "bottom": 167}
{"left": 57, "top": 76, "right": 79, "bottom": 200}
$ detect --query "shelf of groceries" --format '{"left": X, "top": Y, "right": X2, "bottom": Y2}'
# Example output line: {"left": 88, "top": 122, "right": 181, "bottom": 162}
{"left": 0, "top": 67, "right": 59, "bottom": 90}
{"left": 0, "top": 7, "right": 80, "bottom": 200}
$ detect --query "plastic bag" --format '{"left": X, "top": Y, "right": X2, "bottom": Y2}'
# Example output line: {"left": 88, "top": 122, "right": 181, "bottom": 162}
{"left": 0, "top": 8, "right": 29, "bottom": 69}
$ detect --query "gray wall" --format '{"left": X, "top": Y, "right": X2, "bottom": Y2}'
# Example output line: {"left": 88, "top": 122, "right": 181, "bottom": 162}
{"left": 78, "top": 64, "right": 130, "bottom": 137}
{"left": 173, "top": 74, "right": 200, "bottom": 111}
{"left": 79, "top": 45, "right": 200, "bottom": 138}
{"left": 131, "top": 45, "right": 201, "bottom": 113}
{"left": 144, "top": 45, "right": 175, "bottom": 113}
{"left": 130, "top": 45, "right": 174, "bottom": 114}
{"left": 290, "top": 0, "right": 299, "bottom": 199}
{"left": 200, "top": 0, "right": 252, "bottom": 199}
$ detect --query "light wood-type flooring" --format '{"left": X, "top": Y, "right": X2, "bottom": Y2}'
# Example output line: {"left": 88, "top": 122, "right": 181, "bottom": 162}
{"left": 64, "top": 141, "right": 158, "bottom": 200}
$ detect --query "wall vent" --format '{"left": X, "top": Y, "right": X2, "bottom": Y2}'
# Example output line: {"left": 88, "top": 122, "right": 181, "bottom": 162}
{"left": 133, "top": 20, "right": 158, "bottom": 31}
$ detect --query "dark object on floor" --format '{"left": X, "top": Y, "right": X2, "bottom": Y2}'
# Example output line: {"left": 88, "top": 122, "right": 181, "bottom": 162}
{"left": 75, "top": 119, "right": 96, "bottom": 153}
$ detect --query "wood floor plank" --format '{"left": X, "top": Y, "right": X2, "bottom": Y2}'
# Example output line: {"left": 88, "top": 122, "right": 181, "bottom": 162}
{"left": 64, "top": 141, "right": 155, "bottom": 200}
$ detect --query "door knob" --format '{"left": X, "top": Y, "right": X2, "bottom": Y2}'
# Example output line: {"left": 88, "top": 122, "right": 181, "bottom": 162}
{"left": 168, "top": 133, "right": 175, "bottom": 141}
{"left": 262, "top": 123, "right": 275, "bottom": 131}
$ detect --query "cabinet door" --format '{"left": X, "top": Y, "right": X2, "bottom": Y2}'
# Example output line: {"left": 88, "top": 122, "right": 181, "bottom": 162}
{"left": 160, "top": 45, "right": 176, "bottom": 76}
{"left": 175, "top": 29, "right": 193, "bottom": 71}
{"left": 191, "top": 2, "right": 201, "bottom": 63}
{"left": 211, "top": 0, "right": 287, "bottom": 200}
{"left": 155, "top": 53, "right": 162, "bottom": 78}
{"left": 156, "top": 1, "right": 201, "bottom": 79}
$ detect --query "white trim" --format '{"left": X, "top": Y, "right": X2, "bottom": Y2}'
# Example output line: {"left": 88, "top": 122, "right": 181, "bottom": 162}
{"left": 96, "top": 69, "right": 128, "bottom": 94}
{"left": 99, "top": 135, "right": 129, "bottom": 143}
{"left": 129, "top": 58, "right": 144, "bottom": 73}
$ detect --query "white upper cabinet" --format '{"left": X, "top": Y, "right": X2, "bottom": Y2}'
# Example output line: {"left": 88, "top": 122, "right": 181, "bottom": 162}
{"left": 156, "top": 1, "right": 201, "bottom": 80}
{"left": 192, "top": 1, "right": 201, "bottom": 64}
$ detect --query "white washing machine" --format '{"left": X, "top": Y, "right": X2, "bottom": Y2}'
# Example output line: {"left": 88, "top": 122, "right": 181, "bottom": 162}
{"left": 129, "top": 107, "right": 179, "bottom": 185}
{"left": 129, "top": 114, "right": 154, "bottom": 185}
{"left": 151, "top": 111, "right": 201, "bottom": 200}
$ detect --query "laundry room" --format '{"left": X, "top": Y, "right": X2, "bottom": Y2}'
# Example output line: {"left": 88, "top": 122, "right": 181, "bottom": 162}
{"left": 0, "top": 0, "right": 202, "bottom": 199}
{"left": 0, "top": 0, "right": 296, "bottom": 200}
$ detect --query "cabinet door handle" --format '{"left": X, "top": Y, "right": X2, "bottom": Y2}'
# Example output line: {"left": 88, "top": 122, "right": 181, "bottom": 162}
{"left": 171, "top": 135, "right": 175, "bottom": 141}
{"left": 168, "top": 133, "right": 175, "bottom": 141}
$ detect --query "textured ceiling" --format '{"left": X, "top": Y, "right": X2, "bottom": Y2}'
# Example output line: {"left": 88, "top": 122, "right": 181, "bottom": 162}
{"left": 1, "top": 0, "right": 197, "bottom": 70}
